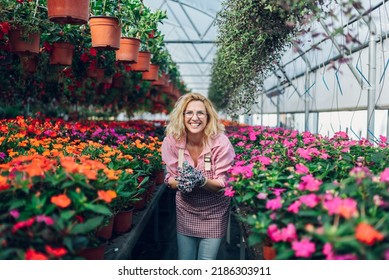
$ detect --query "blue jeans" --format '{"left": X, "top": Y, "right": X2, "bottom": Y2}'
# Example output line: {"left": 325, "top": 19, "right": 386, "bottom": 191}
{"left": 177, "top": 233, "right": 222, "bottom": 260}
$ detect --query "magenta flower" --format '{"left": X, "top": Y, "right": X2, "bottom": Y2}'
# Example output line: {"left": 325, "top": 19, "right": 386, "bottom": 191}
{"left": 266, "top": 196, "right": 282, "bottom": 210}
{"left": 292, "top": 238, "right": 316, "bottom": 258}
{"left": 380, "top": 168, "right": 389, "bottom": 183}
{"left": 295, "top": 163, "right": 309, "bottom": 174}
{"left": 36, "top": 215, "right": 54, "bottom": 225}
{"left": 384, "top": 249, "right": 389, "bottom": 260}
{"left": 299, "top": 194, "right": 320, "bottom": 208}
{"left": 281, "top": 223, "right": 297, "bottom": 242}
{"left": 10, "top": 209, "right": 20, "bottom": 219}
{"left": 224, "top": 187, "right": 235, "bottom": 197}
{"left": 287, "top": 200, "right": 302, "bottom": 214}
{"left": 268, "top": 224, "right": 282, "bottom": 242}
{"left": 298, "top": 174, "right": 322, "bottom": 191}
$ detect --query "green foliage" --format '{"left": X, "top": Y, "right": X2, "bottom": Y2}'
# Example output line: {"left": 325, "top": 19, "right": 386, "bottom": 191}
{"left": 209, "top": 0, "right": 359, "bottom": 117}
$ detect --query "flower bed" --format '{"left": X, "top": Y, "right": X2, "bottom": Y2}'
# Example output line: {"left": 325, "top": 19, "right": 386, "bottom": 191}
{"left": 0, "top": 116, "right": 165, "bottom": 259}
{"left": 226, "top": 126, "right": 389, "bottom": 259}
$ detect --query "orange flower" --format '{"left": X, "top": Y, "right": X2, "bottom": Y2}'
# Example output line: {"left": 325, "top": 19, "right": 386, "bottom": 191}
{"left": 45, "top": 245, "right": 67, "bottom": 258}
{"left": 98, "top": 190, "right": 117, "bottom": 203}
{"left": 0, "top": 175, "right": 10, "bottom": 191}
{"left": 355, "top": 222, "right": 384, "bottom": 245}
{"left": 25, "top": 249, "right": 49, "bottom": 260}
{"left": 60, "top": 156, "right": 80, "bottom": 173}
{"left": 51, "top": 194, "right": 71, "bottom": 208}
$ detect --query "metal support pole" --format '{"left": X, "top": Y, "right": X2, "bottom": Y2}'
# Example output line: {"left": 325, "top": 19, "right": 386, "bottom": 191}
{"left": 354, "top": 6, "right": 378, "bottom": 142}
{"left": 387, "top": 110, "right": 389, "bottom": 143}
{"left": 261, "top": 94, "right": 264, "bottom": 127}
{"left": 276, "top": 95, "right": 280, "bottom": 127}
{"left": 304, "top": 70, "right": 310, "bottom": 132}
{"left": 367, "top": 22, "right": 377, "bottom": 142}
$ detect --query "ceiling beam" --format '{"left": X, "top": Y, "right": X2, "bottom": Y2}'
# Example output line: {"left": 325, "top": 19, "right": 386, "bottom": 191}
{"left": 175, "top": 62, "right": 212, "bottom": 64}
{"left": 164, "top": 40, "right": 216, "bottom": 44}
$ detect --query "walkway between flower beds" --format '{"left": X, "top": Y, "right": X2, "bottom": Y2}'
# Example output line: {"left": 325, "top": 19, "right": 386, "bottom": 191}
{"left": 104, "top": 185, "right": 253, "bottom": 260}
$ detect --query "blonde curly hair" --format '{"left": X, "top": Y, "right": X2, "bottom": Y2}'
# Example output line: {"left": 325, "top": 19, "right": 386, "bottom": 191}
{"left": 165, "top": 93, "right": 225, "bottom": 145}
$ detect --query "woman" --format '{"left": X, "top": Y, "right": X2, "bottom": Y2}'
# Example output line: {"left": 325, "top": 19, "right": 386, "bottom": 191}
{"left": 161, "top": 93, "right": 235, "bottom": 260}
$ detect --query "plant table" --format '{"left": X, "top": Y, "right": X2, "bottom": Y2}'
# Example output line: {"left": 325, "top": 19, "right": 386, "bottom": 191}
{"left": 104, "top": 183, "right": 166, "bottom": 260}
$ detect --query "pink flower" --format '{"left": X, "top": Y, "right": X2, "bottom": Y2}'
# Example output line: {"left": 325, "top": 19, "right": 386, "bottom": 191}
{"left": 295, "top": 163, "right": 309, "bottom": 174}
{"left": 281, "top": 224, "right": 297, "bottom": 242}
{"left": 380, "top": 168, "right": 389, "bottom": 183}
{"left": 10, "top": 209, "right": 20, "bottom": 219}
{"left": 298, "top": 174, "right": 322, "bottom": 192}
{"left": 256, "top": 192, "right": 268, "bottom": 199}
{"left": 266, "top": 196, "right": 282, "bottom": 210}
{"left": 257, "top": 156, "right": 271, "bottom": 165}
{"left": 292, "top": 238, "right": 316, "bottom": 258}
{"left": 299, "top": 194, "right": 320, "bottom": 208}
{"left": 384, "top": 249, "right": 389, "bottom": 260}
{"left": 36, "top": 215, "right": 54, "bottom": 225}
{"left": 323, "top": 197, "right": 358, "bottom": 219}
{"left": 268, "top": 224, "right": 282, "bottom": 242}
{"left": 323, "top": 243, "right": 333, "bottom": 259}
{"left": 287, "top": 200, "right": 302, "bottom": 214}
{"left": 224, "top": 187, "right": 235, "bottom": 197}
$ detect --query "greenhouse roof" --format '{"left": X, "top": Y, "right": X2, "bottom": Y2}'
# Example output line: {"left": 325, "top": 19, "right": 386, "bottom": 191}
{"left": 143, "top": 0, "right": 221, "bottom": 97}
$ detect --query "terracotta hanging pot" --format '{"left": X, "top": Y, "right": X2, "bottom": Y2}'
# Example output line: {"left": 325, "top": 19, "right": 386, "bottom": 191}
{"left": 95, "top": 68, "right": 105, "bottom": 82}
{"left": 161, "top": 82, "right": 174, "bottom": 95}
{"left": 112, "top": 75, "right": 124, "bottom": 88}
{"left": 115, "top": 37, "right": 141, "bottom": 63}
{"left": 151, "top": 73, "right": 166, "bottom": 86}
{"left": 89, "top": 16, "right": 121, "bottom": 50}
{"left": 142, "top": 64, "right": 159, "bottom": 81}
{"left": 86, "top": 67, "right": 97, "bottom": 78}
{"left": 50, "top": 42, "right": 74, "bottom": 65}
{"left": 9, "top": 28, "right": 40, "bottom": 54}
{"left": 47, "top": 0, "right": 90, "bottom": 25}
{"left": 130, "top": 51, "right": 151, "bottom": 72}
{"left": 113, "top": 207, "right": 134, "bottom": 235}
{"left": 20, "top": 55, "right": 38, "bottom": 73}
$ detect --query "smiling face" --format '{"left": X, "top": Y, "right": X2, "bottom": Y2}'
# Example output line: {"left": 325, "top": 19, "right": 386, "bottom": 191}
{"left": 183, "top": 100, "right": 208, "bottom": 135}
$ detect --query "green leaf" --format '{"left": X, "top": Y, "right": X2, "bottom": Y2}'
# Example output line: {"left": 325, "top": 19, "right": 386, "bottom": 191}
{"left": 84, "top": 203, "right": 112, "bottom": 215}
{"left": 71, "top": 216, "right": 105, "bottom": 234}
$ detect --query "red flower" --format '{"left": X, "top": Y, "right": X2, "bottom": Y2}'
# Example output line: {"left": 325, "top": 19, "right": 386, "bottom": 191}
{"left": 45, "top": 245, "right": 67, "bottom": 258}
{"left": 12, "top": 217, "right": 35, "bottom": 233}
{"left": 89, "top": 48, "right": 97, "bottom": 56}
{"left": 25, "top": 249, "right": 48, "bottom": 260}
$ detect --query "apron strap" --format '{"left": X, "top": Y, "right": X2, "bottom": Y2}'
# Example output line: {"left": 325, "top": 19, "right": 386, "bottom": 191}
{"left": 204, "top": 153, "right": 212, "bottom": 171}
{"left": 178, "top": 148, "right": 184, "bottom": 169}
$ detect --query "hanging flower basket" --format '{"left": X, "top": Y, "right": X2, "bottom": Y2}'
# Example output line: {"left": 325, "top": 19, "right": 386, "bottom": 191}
{"left": 20, "top": 55, "right": 38, "bottom": 73}
{"left": 9, "top": 28, "right": 40, "bottom": 54}
{"left": 47, "top": 0, "right": 90, "bottom": 25}
{"left": 115, "top": 37, "right": 141, "bottom": 63}
{"left": 130, "top": 51, "right": 151, "bottom": 72}
{"left": 151, "top": 72, "right": 167, "bottom": 86}
{"left": 49, "top": 42, "right": 75, "bottom": 65}
{"left": 89, "top": 16, "right": 121, "bottom": 50}
{"left": 142, "top": 64, "right": 159, "bottom": 81}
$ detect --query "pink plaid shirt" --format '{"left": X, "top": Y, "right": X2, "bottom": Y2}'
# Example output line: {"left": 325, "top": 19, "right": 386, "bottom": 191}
{"left": 161, "top": 133, "right": 235, "bottom": 238}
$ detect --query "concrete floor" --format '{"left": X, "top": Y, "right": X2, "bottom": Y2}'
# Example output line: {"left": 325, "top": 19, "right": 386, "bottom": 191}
{"left": 131, "top": 188, "right": 244, "bottom": 260}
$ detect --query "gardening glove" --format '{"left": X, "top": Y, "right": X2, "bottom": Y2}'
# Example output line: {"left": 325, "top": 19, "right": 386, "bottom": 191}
{"left": 175, "top": 161, "right": 206, "bottom": 193}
